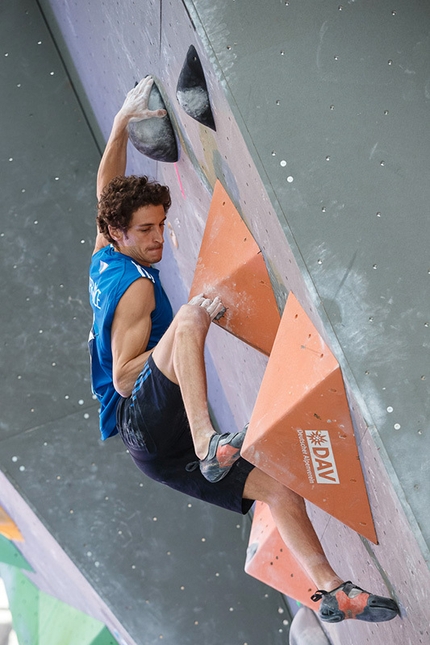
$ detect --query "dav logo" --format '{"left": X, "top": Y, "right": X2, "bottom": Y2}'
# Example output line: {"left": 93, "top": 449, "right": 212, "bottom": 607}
{"left": 305, "top": 430, "right": 340, "bottom": 484}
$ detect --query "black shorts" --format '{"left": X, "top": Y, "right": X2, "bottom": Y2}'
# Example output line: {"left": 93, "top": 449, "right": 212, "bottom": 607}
{"left": 116, "top": 354, "right": 255, "bottom": 515}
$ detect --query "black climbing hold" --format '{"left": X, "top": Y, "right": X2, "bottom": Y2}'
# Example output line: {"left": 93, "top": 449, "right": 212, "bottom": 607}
{"left": 176, "top": 45, "right": 216, "bottom": 131}
{"left": 128, "top": 80, "right": 179, "bottom": 163}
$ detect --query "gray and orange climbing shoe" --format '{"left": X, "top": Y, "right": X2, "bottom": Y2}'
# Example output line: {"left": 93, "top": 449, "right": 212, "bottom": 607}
{"left": 311, "top": 581, "right": 400, "bottom": 623}
{"left": 199, "top": 431, "right": 245, "bottom": 483}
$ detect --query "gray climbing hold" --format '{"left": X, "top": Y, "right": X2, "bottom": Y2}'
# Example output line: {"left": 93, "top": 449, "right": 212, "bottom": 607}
{"left": 245, "top": 542, "right": 258, "bottom": 564}
{"left": 214, "top": 306, "right": 226, "bottom": 321}
{"left": 289, "top": 606, "right": 330, "bottom": 645}
{"left": 128, "top": 80, "right": 178, "bottom": 163}
{"left": 176, "top": 45, "right": 216, "bottom": 131}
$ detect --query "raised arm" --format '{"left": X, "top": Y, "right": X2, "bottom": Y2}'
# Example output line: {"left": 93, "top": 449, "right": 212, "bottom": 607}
{"left": 93, "top": 77, "right": 167, "bottom": 254}
{"left": 95, "top": 111, "right": 130, "bottom": 202}
{"left": 96, "top": 76, "right": 166, "bottom": 199}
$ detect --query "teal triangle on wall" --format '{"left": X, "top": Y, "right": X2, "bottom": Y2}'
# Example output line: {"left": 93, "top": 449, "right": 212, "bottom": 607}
{"left": 0, "top": 561, "right": 121, "bottom": 645}
{"left": 0, "top": 535, "right": 33, "bottom": 571}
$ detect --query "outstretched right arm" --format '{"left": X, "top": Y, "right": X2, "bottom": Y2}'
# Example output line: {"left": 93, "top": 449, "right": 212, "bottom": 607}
{"left": 96, "top": 111, "right": 130, "bottom": 202}
{"left": 93, "top": 77, "right": 166, "bottom": 254}
{"left": 93, "top": 111, "right": 130, "bottom": 254}
{"left": 96, "top": 76, "right": 166, "bottom": 200}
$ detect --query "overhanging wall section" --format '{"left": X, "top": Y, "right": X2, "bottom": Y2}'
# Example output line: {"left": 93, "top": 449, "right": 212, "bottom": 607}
{"left": 8, "top": 0, "right": 430, "bottom": 643}
{"left": 186, "top": 0, "right": 430, "bottom": 553}
{"left": 44, "top": 0, "right": 430, "bottom": 561}
{"left": 1, "top": 2, "right": 292, "bottom": 644}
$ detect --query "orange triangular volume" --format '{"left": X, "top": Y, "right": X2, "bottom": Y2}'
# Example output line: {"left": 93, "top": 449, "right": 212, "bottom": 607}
{"left": 189, "top": 180, "right": 280, "bottom": 355}
{"left": 0, "top": 506, "right": 24, "bottom": 541}
{"left": 242, "top": 292, "right": 377, "bottom": 543}
{"left": 245, "top": 501, "right": 316, "bottom": 608}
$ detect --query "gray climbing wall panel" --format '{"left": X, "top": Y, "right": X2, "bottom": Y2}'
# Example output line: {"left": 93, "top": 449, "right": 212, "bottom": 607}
{"left": 0, "top": 1, "right": 292, "bottom": 645}
{"left": 188, "top": 0, "right": 430, "bottom": 550}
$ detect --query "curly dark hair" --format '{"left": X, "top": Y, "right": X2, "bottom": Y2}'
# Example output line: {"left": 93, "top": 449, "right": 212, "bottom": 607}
{"left": 97, "top": 175, "right": 171, "bottom": 246}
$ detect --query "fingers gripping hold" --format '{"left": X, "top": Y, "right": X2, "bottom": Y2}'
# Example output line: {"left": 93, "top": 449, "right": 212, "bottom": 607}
{"left": 122, "top": 76, "right": 167, "bottom": 122}
{"left": 206, "top": 297, "right": 226, "bottom": 321}
{"left": 188, "top": 294, "right": 226, "bottom": 321}
{"left": 188, "top": 293, "right": 206, "bottom": 307}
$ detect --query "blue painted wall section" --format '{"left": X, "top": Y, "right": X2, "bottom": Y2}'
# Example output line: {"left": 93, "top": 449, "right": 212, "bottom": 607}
{"left": 1, "top": 0, "right": 430, "bottom": 644}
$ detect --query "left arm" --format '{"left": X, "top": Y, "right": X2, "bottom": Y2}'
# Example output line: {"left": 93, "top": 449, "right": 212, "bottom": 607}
{"left": 111, "top": 278, "right": 156, "bottom": 397}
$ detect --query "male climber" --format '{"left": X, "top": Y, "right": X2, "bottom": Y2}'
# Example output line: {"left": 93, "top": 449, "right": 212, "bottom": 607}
{"left": 88, "top": 76, "right": 399, "bottom": 624}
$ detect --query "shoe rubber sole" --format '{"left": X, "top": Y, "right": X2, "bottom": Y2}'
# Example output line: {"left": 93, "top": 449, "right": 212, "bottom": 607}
{"left": 312, "top": 582, "right": 400, "bottom": 623}
{"left": 199, "top": 432, "right": 245, "bottom": 483}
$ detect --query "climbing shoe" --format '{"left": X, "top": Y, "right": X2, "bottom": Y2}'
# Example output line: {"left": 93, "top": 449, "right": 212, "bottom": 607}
{"left": 311, "top": 581, "right": 400, "bottom": 623}
{"left": 199, "top": 431, "right": 245, "bottom": 483}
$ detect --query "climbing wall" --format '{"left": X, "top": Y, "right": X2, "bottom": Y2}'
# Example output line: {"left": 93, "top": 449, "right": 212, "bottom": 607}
{"left": 0, "top": 2, "right": 290, "bottom": 644}
{"left": 1, "top": 0, "right": 430, "bottom": 644}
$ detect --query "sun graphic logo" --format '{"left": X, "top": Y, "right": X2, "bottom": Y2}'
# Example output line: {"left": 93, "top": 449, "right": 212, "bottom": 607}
{"left": 307, "top": 430, "right": 327, "bottom": 446}
{"left": 305, "top": 430, "right": 340, "bottom": 484}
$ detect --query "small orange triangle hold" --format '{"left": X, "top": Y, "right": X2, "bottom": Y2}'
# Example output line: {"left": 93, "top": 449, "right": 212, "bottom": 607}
{"left": 242, "top": 292, "right": 377, "bottom": 543}
{"left": 245, "top": 501, "right": 316, "bottom": 608}
{"left": 189, "top": 180, "right": 280, "bottom": 355}
{"left": 0, "top": 506, "right": 24, "bottom": 541}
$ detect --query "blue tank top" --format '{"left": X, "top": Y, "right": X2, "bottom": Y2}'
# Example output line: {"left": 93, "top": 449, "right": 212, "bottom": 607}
{"left": 88, "top": 245, "right": 173, "bottom": 440}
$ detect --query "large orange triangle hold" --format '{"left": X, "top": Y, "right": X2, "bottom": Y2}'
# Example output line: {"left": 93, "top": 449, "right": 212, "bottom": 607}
{"left": 189, "top": 180, "right": 280, "bottom": 356}
{"left": 241, "top": 292, "right": 377, "bottom": 543}
{"left": 245, "top": 501, "right": 316, "bottom": 609}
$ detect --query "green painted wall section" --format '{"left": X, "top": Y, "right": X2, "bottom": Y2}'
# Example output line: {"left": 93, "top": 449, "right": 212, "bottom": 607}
{"left": 0, "top": 536, "right": 33, "bottom": 572}
{"left": 0, "top": 557, "right": 119, "bottom": 645}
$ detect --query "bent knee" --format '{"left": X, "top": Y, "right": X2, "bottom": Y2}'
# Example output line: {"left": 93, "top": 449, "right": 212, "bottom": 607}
{"left": 244, "top": 468, "right": 305, "bottom": 510}
{"left": 176, "top": 303, "right": 210, "bottom": 334}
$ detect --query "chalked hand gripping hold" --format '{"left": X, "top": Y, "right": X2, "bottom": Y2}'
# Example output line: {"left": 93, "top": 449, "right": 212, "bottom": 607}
{"left": 128, "top": 77, "right": 179, "bottom": 163}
